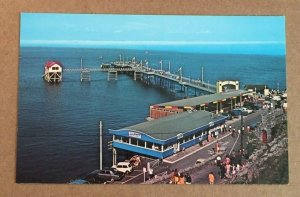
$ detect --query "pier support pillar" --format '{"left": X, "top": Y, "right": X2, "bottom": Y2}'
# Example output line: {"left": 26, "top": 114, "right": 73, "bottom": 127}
{"left": 113, "top": 148, "right": 117, "bottom": 166}
{"left": 81, "top": 68, "right": 91, "bottom": 82}
{"left": 134, "top": 71, "right": 142, "bottom": 80}
{"left": 108, "top": 71, "right": 118, "bottom": 81}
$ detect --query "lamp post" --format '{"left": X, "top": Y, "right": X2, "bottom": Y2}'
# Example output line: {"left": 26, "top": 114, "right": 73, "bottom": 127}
{"left": 240, "top": 94, "right": 244, "bottom": 155}
{"left": 99, "top": 121, "right": 103, "bottom": 170}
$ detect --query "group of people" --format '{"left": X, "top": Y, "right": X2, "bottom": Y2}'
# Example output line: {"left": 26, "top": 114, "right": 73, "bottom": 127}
{"left": 217, "top": 154, "right": 243, "bottom": 180}
{"left": 169, "top": 169, "right": 192, "bottom": 184}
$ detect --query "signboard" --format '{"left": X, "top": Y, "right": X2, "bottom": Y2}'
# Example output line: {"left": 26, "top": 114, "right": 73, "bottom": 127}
{"left": 129, "top": 131, "right": 141, "bottom": 139}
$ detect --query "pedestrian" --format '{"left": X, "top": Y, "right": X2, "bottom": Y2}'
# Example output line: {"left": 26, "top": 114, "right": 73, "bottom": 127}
{"left": 177, "top": 173, "right": 185, "bottom": 184}
{"left": 148, "top": 168, "right": 154, "bottom": 180}
{"left": 174, "top": 171, "right": 179, "bottom": 184}
{"left": 208, "top": 172, "right": 215, "bottom": 184}
{"left": 170, "top": 169, "right": 175, "bottom": 184}
{"left": 216, "top": 156, "right": 221, "bottom": 166}
{"left": 185, "top": 173, "right": 192, "bottom": 184}
{"left": 232, "top": 166, "right": 237, "bottom": 178}
{"left": 225, "top": 155, "right": 230, "bottom": 165}
{"left": 225, "top": 164, "right": 231, "bottom": 175}
{"left": 220, "top": 164, "right": 226, "bottom": 179}
{"left": 236, "top": 164, "right": 241, "bottom": 172}
{"left": 231, "top": 128, "right": 235, "bottom": 137}
{"left": 229, "top": 124, "right": 232, "bottom": 132}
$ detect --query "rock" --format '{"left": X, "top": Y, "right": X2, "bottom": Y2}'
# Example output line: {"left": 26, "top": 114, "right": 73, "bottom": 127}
{"left": 261, "top": 145, "right": 268, "bottom": 151}
{"left": 269, "top": 144, "right": 278, "bottom": 153}
{"left": 256, "top": 149, "right": 264, "bottom": 156}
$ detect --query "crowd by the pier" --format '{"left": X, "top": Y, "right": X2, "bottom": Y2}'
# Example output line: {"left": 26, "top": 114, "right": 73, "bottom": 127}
{"left": 164, "top": 123, "right": 254, "bottom": 185}
{"left": 168, "top": 169, "right": 192, "bottom": 184}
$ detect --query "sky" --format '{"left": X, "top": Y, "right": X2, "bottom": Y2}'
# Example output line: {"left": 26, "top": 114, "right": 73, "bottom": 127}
{"left": 20, "top": 14, "right": 286, "bottom": 55}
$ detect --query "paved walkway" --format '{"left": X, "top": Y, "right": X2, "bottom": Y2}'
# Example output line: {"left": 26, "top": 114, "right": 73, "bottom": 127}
{"left": 163, "top": 118, "right": 240, "bottom": 164}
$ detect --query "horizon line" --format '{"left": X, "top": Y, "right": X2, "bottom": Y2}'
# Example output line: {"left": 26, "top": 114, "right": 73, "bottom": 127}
{"left": 20, "top": 39, "right": 285, "bottom": 46}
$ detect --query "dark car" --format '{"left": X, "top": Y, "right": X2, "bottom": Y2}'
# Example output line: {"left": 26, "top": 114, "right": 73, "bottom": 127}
{"left": 69, "top": 169, "right": 124, "bottom": 184}
{"left": 85, "top": 171, "right": 113, "bottom": 184}
{"left": 232, "top": 109, "right": 248, "bottom": 118}
{"left": 88, "top": 169, "right": 125, "bottom": 182}
{"left": 221, "top": 112, "right": 233, "bottom": 120}
{"left": 243, "top": 102, "right": 260, "bottom": 111}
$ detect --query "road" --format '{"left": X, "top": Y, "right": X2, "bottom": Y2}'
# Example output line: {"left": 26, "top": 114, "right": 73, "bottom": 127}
{"left": 192, "top": 110, "right": 264, "bottom": 184}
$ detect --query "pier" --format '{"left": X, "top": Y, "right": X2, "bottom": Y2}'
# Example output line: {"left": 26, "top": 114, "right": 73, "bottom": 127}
{"left": 61, "top": 57, "right": 217, "bottom": 95}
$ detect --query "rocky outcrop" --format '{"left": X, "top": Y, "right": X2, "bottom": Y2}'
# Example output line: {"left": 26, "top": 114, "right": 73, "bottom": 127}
{"left": 225, "top": 133, "right": 288, "bottom": 184}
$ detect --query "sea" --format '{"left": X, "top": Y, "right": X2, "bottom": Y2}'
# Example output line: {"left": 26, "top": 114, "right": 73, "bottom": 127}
{"left": 17, "top": 47, "right": 286, "bottom": 183}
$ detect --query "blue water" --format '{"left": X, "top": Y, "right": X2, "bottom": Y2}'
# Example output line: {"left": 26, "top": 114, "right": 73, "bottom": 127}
{"left": 17, "top": 47, "right": 286, "bottom": 183}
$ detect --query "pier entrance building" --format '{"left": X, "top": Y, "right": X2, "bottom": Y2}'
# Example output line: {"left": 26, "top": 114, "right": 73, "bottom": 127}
{"left": 149, "top": 90, "right": 248, "bottom": 119}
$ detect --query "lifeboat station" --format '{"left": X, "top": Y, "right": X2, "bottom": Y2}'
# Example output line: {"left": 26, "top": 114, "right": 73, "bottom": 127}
{"left": 109, "top": 89, "right": 249, "bottom": 162}
{"left": 43, "top": 61, "right": 63, "bottom": 83}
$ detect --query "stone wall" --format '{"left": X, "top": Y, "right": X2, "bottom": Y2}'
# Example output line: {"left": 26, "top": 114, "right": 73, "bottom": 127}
{"left": 225, "top": 132, "right": 288, "bottom": 184}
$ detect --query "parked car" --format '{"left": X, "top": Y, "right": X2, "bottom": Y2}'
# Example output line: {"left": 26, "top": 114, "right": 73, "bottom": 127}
{"left": 243, "top": 102, "right": 261, "bottom": 110}
{"left": 69, "top": 169, "right": 121, "bottom": 184}
{"left": 234, "top": 107, "right": 252, "bottom": 114}
{"left": 195, "top": 158, "right": 206, "bottom": 166}
{"left": 221, "top": 112, "right": 233, "bottom": 120}
{"left": 232, "top": 109, "right": 248, "bottom": 117}
{"left": 84, "top": 170, "right": 117, "bottom": 183}
{"left": 112, "top": 161, "right": 133, "bottom": 174}
{"left": 86, "top": 169, "right": 124, "bottom": 182}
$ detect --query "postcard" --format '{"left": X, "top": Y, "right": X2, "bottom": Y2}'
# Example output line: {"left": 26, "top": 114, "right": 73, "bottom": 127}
{"left": 18, "top": 13, "right": 287, "bottom": 184}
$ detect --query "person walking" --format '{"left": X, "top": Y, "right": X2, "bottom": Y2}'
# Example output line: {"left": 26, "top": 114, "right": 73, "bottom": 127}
{"left": 208, "top": 172, "right": 215, "bottom": 184}
{"left": 169, "top": 169, "right": 175, "bottom": 184}
{"left": 174, "top": 171, "right": 179, "bottom": 184}
{"left": 185, "top": 173, "right": 192, "bottom": 184}
{"left": 177, "top": 173, "right": 185, "bottom": 185}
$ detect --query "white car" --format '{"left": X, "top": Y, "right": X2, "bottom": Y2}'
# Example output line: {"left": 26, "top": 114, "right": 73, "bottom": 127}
{"left": 112, "top": 162, "right": 133, "bottom": 174}
{"left": 238, "top": 107, "right": 253, "bottom": 114}
{"left": 195, "top": 158, "right": 206, "bottom": 166}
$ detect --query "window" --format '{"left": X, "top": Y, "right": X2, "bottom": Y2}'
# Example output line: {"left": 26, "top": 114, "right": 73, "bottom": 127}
{"left": 131, "top": 138, "right": 137, "bottom": 145}
{"left": 137, "top": 139, "right": 144, "bottom": 147}
{"left": 195, "top": 131, "right": 201, "bottom": 138}
{"left": 115, "top": 136, "right": 122, "bottom": 141}
{"left": 122, "top": 137, "right": 129, "bottom": 143}
{"left": 146, "top": 142, "right": 153, "bottom": 149}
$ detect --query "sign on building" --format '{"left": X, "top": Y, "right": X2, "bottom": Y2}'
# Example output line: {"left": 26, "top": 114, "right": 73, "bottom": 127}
{"left": 129, "top": 131, "right": 142, "bottom": 139}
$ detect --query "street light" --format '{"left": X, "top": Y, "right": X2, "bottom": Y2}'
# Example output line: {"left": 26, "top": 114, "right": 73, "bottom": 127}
{"left": 240, "top": 94, "right": 244, "bottom": 156}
